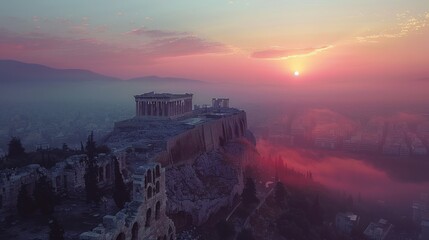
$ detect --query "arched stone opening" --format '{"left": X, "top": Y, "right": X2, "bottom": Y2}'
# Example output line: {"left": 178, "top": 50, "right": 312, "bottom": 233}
{"left": 131, "top": 222, "right": 139, "bottom": 240}
{"left": 145, "top": 208, "right": 152, "bottom": 227}
{"left": 155, "top": 165, "right": 161, "bottom": 178}
{"left": 155, "top": 201, "right": 161, "bottom": 220}
{"left": 147, "top": 186, "right": 153, "bottom": 199}
{"left": 156, "top": 181, "right": 160, "bottom": 193}
{"left": 115, "top": 232, "right": 125, "bottom": 240}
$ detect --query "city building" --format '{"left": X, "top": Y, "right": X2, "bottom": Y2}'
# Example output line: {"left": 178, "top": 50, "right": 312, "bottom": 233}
{"left": 335, "top": 212, "right": 360, "bottom": 234}
{"left": 412, "top": 193, "right": 429, "bottom": 223}
{"left": 363, "top": 219, "right": 393, "bottom": 240}
{"left": 314, "top": 136, "right": 337, "bottom": 149}
{"left": 409, "top": 135, "right": 428, "bottom": 156}
{"left": 382, "top": 140, "right": 410, "bottom": 157}
{"left": 421, "top": 219, "right": 429, "bottom": 240}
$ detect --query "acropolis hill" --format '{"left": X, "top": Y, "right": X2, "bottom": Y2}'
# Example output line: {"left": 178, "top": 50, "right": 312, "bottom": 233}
{"left": 103, "top": 92, "right": 258, "bottom": 229}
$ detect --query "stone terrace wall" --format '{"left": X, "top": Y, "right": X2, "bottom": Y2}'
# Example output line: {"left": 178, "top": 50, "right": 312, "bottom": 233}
{"left": 164, "top": 111, "right": 247, "bottom": 165}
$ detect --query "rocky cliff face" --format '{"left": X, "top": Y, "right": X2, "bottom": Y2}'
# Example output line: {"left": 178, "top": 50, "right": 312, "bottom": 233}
{"left": 105, "top": 108, "right": 258, "bottom": 228}
{"left": 165, "top": 134, "right": 259, "bottom": 226}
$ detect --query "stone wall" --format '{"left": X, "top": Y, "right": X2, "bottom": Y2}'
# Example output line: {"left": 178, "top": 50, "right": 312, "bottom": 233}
{"left": 164, "top": 111, "right": 247, "bottom": 165}
{"left": 0, "top": 154, "right": 124, "bottom": 213}
{"left": 80, "top": 163, "right": 176, "bottom": 240}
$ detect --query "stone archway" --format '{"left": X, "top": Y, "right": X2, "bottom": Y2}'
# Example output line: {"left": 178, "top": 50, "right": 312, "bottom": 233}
{"left": 115, "top": 232, "right": 125, "bottom": 240}
{"left": 156, "top": 181, "right": 160, "bottom": 193}
{"left": 145, "top": 208, "right": 152, "bottom": 227}
{"left": 155, "top": 201, "right": 161, "bottom": 220}
{"left": 147, "top": 186, "right": 153, "bottom": 198}
{"left": 155, "top": 165, "right": 161, "bottom": 178}
{"left": 131, "top": 222, "right": 139, "bottom": 240}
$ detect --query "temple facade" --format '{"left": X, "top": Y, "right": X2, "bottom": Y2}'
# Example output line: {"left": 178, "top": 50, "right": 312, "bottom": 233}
{"left": 135, "top": 92, "right": 193, "bottom": 119}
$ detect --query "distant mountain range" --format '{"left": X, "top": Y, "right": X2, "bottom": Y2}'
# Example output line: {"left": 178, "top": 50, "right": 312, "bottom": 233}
{"left": 0, "top": 59, "right": 205, "bottom": 84}
{"left": 128, "top": 76, "right": 205, "bottom": 84}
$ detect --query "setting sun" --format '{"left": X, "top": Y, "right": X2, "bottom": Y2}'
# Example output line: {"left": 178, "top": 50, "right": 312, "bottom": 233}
{"left": 294, "top": 71, "right": 300, "bottom": 76}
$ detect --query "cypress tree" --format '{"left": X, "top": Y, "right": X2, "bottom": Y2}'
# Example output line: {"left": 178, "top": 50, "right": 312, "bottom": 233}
{"left": 33, "top": 176, "right": 56, "bottom": 215}
{"left": 49, "top": 218, "right": 65, "bottom": 240}
{"left": 113, "top": 158, "right": 130, "bottom": 208}
{"left": 84, "top": 132, "right": 101, "bottom": 204}
{"left": 242, "top": 177, "right": 258, "bottom": 206}
{"left": 17, "top": 184, "right": 35, "bottom": 216}
{"left": 8, "top": 137, "right": 25, "bottom": 158}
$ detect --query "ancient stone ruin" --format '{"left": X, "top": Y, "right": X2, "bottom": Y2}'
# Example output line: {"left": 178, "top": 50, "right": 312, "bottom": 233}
{"left": 80, "top": 163, "right": 175, "bottom": 240}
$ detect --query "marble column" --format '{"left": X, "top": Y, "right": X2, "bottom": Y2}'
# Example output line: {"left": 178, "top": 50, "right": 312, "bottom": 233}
{"left": 174, "top": 101, "right": 177, "bottom": 115}
{"left": 136, "top": 101, "right": 139, "bottom": 116}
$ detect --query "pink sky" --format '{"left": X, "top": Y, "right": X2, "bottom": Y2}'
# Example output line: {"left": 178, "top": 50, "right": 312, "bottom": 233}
{"left": 0, "top": 1, "right": 428, "bottom": 86}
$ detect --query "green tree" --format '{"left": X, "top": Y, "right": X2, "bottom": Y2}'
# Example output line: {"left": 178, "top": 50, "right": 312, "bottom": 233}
{"left": 49, "top": 218, "right": 65, "bottom": 240}
{"left": 242, "top": 177, "right": 259, "bottom": 206}
{"left": 17, "top": 184, "right": 35, "bottom": 216}
{"left": 84, "top": 132, "right": 101, "bottom": 204}
{"left": 113, "top": 158, "right": 130, "bottom": 209}
{"left": 8, "top": 137, "right": 25, "bottom": 158}
{"left": 33, "top": 176, "right": 56, "bottom": 215}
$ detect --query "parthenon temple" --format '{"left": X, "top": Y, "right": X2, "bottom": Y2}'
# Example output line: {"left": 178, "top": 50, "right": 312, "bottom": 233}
{"left": 135, "top": 92, "right": 193, "bottom": 119}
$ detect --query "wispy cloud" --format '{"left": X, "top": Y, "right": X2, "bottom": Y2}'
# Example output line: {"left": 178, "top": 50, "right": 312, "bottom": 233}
{"left": 357, "top": 11, "right": 429, "bottom": 43}
{"left": 125, "top": 27, "right": 229, "bottom": 56}
{"left": 0, "top": 27, "right": 229, "bottom": 64}
{"left": 251, "top": 45, "right": 333, "bottom": 60}
{"left": 128, "top": 27, "right": 188, "bottom": 38}
{"left": 145, "top": 36, "right": 229, "bottom": 58}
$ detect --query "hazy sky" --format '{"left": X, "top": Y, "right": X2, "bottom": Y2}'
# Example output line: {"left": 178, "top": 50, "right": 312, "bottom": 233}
{"left": 0, "top": 1, "right": 428, "bottom": 84}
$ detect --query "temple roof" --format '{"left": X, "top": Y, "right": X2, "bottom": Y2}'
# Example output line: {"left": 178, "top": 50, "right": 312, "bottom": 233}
{"left": 134, "top": 92, "right": 193, "bottom": 100}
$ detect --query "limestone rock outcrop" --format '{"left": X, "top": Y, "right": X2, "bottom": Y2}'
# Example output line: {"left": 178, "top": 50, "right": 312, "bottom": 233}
{"left": 165, "top": 138, "right": 258, "bottom": 225}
